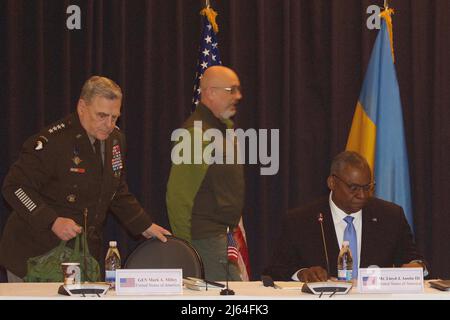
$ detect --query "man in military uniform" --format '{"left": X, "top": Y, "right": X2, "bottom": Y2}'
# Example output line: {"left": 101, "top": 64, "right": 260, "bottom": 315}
{"left": 0, "top": 76, "right": 171, "bottom": 282}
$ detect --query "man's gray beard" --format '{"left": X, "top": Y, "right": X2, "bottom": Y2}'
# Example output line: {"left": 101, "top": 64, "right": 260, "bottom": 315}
{"left": 219, "top": 109, "right": 236, "bottom": 120}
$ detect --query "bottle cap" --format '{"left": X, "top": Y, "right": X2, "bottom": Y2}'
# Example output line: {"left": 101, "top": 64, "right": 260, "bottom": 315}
{"left": 342, "top": 240, "right": 350, "bottom": 247}
{"left": 109, "top": 241, "right": 117, "bottom": 247}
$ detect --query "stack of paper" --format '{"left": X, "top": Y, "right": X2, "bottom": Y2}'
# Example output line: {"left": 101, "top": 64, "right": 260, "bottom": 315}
{"left": 183, "top": 277, "right": 225, "bottom": 291}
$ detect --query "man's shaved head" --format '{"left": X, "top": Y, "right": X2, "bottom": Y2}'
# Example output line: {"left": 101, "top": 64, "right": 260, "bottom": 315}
{"left": 199, "top": 66, "right": 242, "bottom": 120}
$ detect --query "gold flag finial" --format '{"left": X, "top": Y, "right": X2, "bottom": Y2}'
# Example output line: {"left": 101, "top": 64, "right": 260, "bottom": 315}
{"left": 380, "top": 5, "right": 395, "bottom": 62}
{"left": 200, "top": 6, "right": 219, "bottom": 33}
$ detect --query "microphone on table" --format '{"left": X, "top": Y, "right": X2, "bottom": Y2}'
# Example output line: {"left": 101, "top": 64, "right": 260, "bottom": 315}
{"left": 219, "top": 260, "right": 235, "bottom": 295}
{"left": 318, "top": 212, "right": 330, "bottom": 277}
{"left": 300, "top": 213, "right": 352, "bottom": 295}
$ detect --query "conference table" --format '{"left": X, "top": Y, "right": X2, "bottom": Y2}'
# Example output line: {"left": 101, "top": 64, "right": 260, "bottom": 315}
{"left": 0, "top": 281, "right": 448, "bottom": 300}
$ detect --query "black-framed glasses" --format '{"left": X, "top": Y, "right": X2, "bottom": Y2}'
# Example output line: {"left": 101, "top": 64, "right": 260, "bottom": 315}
{"left": 211, "top": 86, "right": 242, "bottom": 94}
{"left": 332, "top": 174, "right": 375, "bottom": 193}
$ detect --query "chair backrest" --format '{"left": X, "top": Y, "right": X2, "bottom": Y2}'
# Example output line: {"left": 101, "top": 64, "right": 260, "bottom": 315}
{"left": 124, "top": 236, "right": 204, "bottom": 279}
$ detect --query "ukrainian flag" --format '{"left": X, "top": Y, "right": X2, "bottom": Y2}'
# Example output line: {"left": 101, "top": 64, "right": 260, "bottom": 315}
{"left": 346, "top": 9, "right": 413, "bottom": 230}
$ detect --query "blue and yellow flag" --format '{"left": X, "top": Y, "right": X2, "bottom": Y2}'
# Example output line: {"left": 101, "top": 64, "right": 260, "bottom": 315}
{"left": 346, "top": 9, "right": 413, "bottom": 230}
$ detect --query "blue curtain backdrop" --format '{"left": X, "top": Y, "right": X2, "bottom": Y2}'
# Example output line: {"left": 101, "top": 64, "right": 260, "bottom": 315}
{"left": 1, "top": 0, "right": 449, "bottom": 281}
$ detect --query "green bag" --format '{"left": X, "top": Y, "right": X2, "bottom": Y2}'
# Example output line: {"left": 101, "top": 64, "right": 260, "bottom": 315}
{"left": 23, "top": 233, "right": 101, "bottom": 282}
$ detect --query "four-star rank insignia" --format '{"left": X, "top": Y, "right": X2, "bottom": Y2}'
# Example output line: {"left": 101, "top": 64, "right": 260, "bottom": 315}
{"left": 48, "top": 122, "right": 66, "bottom": 134}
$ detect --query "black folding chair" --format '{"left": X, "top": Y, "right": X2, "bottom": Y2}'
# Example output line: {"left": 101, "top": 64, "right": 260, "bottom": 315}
{"left": 124, "top": 235, "right": 204, "bottom": 279}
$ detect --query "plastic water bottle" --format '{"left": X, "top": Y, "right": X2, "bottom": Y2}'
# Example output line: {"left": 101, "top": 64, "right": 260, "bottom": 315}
{"left": 337, "top": 240, "right": 353, "bottom": 281}
{"left": 105, "top": 241, "right": 121, "bottom": 288}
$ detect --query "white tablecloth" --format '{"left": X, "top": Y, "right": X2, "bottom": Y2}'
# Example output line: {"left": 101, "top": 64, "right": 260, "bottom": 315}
{"left": 0, "top": 281, "right": 449, "bottom": 300}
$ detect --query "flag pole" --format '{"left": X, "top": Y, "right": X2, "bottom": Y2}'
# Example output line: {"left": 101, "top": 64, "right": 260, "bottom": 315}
{"left": 205, "top": 0, "right": 210, "bottom": 8}
{"left": 384, "top": 0, "right": 389, "bottom": 9}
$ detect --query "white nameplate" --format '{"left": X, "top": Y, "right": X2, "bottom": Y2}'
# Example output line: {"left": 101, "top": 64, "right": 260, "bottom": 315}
{"left": 358, "top": 268, "right": 424, "bottom": 293}
{"left": 115, "top": 269, "right": 183, "bottom": 295}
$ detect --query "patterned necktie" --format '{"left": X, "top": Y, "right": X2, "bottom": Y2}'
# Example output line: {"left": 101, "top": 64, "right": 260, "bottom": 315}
{"left": 343, "top": 215, "right": 358, "bottom": 279}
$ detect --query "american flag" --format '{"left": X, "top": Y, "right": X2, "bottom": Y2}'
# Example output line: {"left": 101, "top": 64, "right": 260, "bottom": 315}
{"left": 233, "top": 219, "right": 251, "bottom": 280}
{"left": 191, "top": 7, "right": 222, "bottom": 110}
{"left": 120, "top": 277, "right": 135, "bottom": 288}
{"left": 362, "top": 276, "right": 378, "bottom": 286}
{"left": 227, "top": 230, "right": 239, "bottom": 263}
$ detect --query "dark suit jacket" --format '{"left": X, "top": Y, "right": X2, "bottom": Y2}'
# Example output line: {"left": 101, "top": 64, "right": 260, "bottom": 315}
{"left": 263, "top": 197, "right": 424, "bottom": 280}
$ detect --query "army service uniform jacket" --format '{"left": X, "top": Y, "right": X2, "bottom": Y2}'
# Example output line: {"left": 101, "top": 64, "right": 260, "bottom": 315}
{"left": 0, "top": 113, "right": 153, "bottom": 277}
